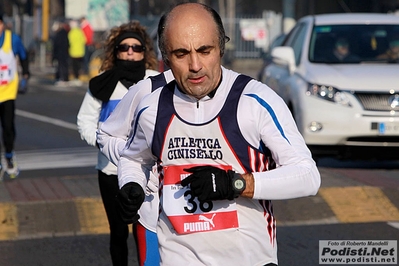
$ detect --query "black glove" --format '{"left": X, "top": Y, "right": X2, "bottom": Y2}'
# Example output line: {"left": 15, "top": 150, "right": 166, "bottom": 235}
{"left": 181, "top": 165, "right": 235, "bottom": 201}
{"left": 116, "top": 182, "right": 145, "bottom": 224}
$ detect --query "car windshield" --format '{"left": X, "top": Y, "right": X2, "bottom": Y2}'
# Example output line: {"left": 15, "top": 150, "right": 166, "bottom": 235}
{"left": 309, "top": 24, "right": 399, "bottom": 64}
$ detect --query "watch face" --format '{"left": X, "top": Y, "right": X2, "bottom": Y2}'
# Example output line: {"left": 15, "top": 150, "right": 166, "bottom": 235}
{"left": 234, "top": 179, "right": 245, "bottom": 190}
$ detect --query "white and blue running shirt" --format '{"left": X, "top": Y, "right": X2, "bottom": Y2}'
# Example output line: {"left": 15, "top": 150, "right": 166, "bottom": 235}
{"left": 119, "top": 67, "right": 320, "bottom": 265}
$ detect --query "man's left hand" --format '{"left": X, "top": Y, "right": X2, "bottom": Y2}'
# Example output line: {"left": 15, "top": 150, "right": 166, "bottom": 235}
{"left": 181, "top": 165, "right": 235, "bottom": 201}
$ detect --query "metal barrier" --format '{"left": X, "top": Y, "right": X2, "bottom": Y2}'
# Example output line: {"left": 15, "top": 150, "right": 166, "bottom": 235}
{"left": 223, "top": 11, "right": 283, "bottom": 59}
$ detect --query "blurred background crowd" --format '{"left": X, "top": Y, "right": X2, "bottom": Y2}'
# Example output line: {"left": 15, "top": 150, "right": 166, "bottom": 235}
{"left": 1, "top": 0, "right": 399, "bottom": 84}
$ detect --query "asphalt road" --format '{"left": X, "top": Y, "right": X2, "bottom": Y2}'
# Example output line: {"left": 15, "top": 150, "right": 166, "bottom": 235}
{"left": 0, "top": 221, "right": 397, "bottom": 266}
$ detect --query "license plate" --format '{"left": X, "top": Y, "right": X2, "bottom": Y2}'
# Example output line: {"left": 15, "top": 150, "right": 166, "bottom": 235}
{"left": 378, "top": 122, "right": 399, "bottom": 134}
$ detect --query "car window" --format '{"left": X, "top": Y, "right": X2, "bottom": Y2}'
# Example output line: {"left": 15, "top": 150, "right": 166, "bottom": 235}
{"left": 270, "top": 34, "right": 286, "bottom": 50}
{"left": 309, "top": 24, "right": 399, "bottom": 64}
{"left": 285, "top": 23, "right": 308, "bottom": 65}
{"left": 283, "top": 23, "right": 301, "bottom": 45}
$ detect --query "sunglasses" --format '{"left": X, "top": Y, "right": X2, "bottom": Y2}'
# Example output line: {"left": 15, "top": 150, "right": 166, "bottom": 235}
{"left": 115, "top": 44, "right": 146, "bottom": 53}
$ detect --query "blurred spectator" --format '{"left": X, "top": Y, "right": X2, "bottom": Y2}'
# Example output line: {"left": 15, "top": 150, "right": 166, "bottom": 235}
{"left": 52, "top": 21, "right": 70, "bottom": 87}
{"left": 80, "top": 16, "right": 94, "bottom": 75}
{"left": 377, "top": 38, "right": 399, "bottom": 62}
{"left": 328, "top": 37, "right": 360, "bottom": 63}
{"left": 68, "top": 19, "right": 86, "bottom": 86}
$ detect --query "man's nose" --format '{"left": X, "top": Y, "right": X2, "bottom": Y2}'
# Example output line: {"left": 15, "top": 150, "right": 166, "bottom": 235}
{"left": 189, "top": 53, "right": 202, "bottom": 72}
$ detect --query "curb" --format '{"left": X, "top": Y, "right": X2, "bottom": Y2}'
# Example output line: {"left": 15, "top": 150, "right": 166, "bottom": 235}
{"left": 1, "top": 175, "right": 399, "bottom": 240}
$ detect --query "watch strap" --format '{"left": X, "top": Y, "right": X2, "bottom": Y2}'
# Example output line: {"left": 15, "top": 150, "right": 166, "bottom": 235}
{"left": 232, "top": 173, "right": 246, "bottom": 198}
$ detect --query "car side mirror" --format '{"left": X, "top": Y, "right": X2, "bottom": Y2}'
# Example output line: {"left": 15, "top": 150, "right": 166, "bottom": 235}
{"left": 271, "top": 46, "right": 296, "bottom": 74}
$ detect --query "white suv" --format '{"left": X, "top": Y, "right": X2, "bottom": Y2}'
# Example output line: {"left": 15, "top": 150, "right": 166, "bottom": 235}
{"left": 263, "top": 13, "right": 399, "bottom": 160}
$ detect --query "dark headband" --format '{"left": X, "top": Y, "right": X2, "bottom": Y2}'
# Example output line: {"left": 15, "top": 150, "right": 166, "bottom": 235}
{"left": 115, "top": 32, "right": 145, "bottom": 47}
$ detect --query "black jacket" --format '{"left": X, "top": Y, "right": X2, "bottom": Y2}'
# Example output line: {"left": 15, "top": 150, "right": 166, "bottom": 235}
{"left": 52, "top": 28, "right": 69, "bottom": 61}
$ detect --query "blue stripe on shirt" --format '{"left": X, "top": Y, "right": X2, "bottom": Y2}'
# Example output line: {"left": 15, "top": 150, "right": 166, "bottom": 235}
{"left": 245, "top": 93, "right": 290, "bottom": 144}
{"left": 127, "top": 106, "right": 149, "bottom": 147}
{"left": 99, "top": 100, "right": 119, "bottom": 122}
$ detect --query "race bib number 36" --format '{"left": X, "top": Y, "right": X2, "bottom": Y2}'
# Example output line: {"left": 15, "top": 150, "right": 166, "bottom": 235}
{"left": 163, "top": 165, "right": 239, "bottom": 235}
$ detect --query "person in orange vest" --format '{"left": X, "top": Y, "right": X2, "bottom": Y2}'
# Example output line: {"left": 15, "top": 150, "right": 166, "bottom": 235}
{"left": 0, "top": 14, "right": 30, "bottom": 179}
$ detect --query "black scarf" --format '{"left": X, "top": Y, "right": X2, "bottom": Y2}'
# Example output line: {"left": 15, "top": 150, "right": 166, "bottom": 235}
{"left": 89, "top": 59, "right": 146, "bottom": 102}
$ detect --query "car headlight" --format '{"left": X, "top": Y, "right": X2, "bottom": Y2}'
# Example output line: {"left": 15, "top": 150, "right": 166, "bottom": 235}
{"left": 306, "top": 83, "right": 352, "bottom": 107}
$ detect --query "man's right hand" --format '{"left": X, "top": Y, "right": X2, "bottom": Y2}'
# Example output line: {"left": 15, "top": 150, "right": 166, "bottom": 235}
{"left": 116, "top": 182, "right": 145, "bottom": 224}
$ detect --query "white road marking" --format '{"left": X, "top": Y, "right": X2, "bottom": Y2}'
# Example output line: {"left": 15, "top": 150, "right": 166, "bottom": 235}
{"left": 387, "top": 222, "right": 399, "bottom": 230}
{"left": 12, "top": 110, "right": 96, "bottom": 170}
{"left": 16, "top": 109, "right": 78, "bottom": 130}
{"left": 1, "top": 147, "right": 97, "bottom": 170}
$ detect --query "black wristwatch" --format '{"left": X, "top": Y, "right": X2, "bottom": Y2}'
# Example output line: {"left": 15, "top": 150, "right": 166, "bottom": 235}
{"left": 232, "top": 173, "right": 246, "bottom": 198}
